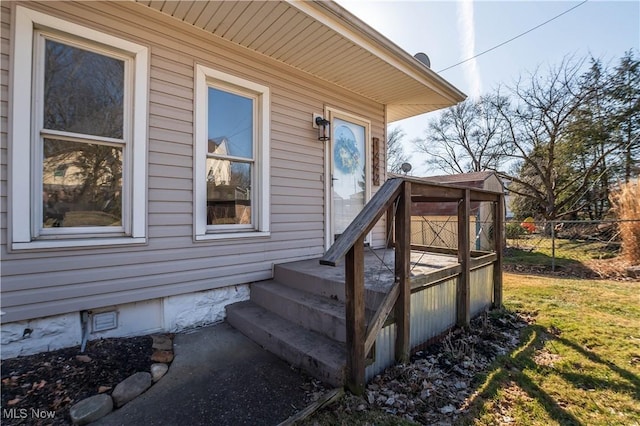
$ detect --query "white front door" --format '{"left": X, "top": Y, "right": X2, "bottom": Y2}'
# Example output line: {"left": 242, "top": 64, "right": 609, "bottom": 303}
{"left": 325, "top": 110, "right": 371, "bottom": 247}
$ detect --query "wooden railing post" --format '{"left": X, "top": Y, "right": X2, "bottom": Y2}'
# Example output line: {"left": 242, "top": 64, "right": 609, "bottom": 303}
{"left": 345, "top": 236, "right": 365, "bottom": 395}
{"left": 493, "top": 197, "right": 504, "bottom": 308}
{"left": 394, "top": 181, "right": 411, "bottom": 363}
{"left": 457, "top": 189, "right": 471, "bottom": 327}
{"left": 386, "top": 204, "right": 395, "bottom": 248}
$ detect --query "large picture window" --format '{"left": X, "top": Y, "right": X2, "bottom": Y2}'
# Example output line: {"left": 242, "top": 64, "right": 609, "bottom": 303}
{"left": 10, "top": 6, "right": 148, "bottom": 250}
{"left": 195, "top": 65, "right": 270, "bottom": 240}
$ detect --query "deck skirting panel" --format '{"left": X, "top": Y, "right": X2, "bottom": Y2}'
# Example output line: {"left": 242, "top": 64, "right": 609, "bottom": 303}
{"left": 366, "top": 262, "right": 494, "bottom": 381}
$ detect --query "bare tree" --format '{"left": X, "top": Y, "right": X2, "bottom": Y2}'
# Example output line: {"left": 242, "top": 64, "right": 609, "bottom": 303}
{"left": 414, "top": 53, "right": 638, "bottom": 221}
{"left": 414, "top": 97, "right": 506, "bottom": 174}
{"left": 386, "top": 126, "right": 410, "bottom": 174}
{"left": 493, "top": 57, "right": 622, "bottom": 222}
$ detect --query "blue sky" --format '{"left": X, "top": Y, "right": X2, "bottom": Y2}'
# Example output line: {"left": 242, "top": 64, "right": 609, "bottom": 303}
{"left": 337, "top": 0, "right": 640, "bottom": 174}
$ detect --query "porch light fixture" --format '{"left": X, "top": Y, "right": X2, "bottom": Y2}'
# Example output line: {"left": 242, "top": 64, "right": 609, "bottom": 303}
{"left": 315, "top": 116, "right": 330, "bottom": 141}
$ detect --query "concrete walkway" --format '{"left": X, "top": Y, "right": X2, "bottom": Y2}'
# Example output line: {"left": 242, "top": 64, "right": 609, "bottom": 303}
{"left": 94, "top": 322, "right": 316, "bottom": 426}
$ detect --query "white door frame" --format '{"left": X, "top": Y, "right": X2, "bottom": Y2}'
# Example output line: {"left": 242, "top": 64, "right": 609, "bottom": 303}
{"left": 324, "top": 107, "right": 372, "bottom": 250}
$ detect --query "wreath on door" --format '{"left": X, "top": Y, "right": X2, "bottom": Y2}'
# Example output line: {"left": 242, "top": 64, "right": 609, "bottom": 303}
{"left": 334, "top": 126, "right": 360, "bottom": 174}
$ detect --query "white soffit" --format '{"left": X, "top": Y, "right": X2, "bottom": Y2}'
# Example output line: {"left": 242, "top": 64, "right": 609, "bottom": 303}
{"left": 134, "top": 0, "right": 465, "bottom": 121}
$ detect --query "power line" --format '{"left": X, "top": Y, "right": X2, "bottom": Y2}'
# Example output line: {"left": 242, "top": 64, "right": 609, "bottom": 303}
{"left": 438, "top": 0, "right": 589, "bottom": 73}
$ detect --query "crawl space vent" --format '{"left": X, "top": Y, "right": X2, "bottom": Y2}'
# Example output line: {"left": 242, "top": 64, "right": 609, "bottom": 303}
{"left": 92, "top": 311, "right": 118, "bottom": 333}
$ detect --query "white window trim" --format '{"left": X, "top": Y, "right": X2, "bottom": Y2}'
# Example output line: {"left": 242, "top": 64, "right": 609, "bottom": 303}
{"left": 34, "top": 32, "right": 129, "bottom": 239}
{"left": 10, "top": 6, "right": 148, "bottom": 250}
{"left": 194, "top": 64, "right": 270, "bottom": 241}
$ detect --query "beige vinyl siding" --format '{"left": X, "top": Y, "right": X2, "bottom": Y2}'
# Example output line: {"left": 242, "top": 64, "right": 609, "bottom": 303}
{"left": 1, "top": 1, "right": 387, "bottom": 323}
{"left": 1, "top": 5, "right": 9, "bottom": 250}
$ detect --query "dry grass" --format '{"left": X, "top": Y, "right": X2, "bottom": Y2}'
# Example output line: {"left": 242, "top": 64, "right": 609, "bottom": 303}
{"left": 611, "top": 180, "right": 640, "bottom": 264}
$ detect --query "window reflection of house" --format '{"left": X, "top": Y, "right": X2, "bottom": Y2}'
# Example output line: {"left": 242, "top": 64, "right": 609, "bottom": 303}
{"left": 206, "top": 138, "right": 251, "bottom": 225}
{"left": 207, "top": 138, "right": 231, "bottom": 185}
{"left": 42, "top": 147, "right": 123, "bottom": 227}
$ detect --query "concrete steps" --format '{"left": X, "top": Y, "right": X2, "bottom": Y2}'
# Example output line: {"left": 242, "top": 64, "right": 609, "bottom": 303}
{"left": 274, "top": 260, "right": 388, "bottom": 309}
{"left": 273, "top": 262, "right": 345, "bottom": 301}
{"left": 226, "top": 259, "right": 390, "bottom": 386}
{"left": 226, "top": 301, "right": 346, "bottom": 386}
{"left": 251, "top": 280, "right": 349, "bottom": 343}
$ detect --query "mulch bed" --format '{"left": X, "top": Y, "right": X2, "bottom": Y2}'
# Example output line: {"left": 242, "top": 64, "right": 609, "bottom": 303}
{"left": 1, "top": 336, "right": 152, "bottom": 425}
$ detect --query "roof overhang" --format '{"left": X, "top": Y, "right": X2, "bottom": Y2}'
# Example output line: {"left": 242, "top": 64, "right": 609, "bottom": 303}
{"left": 134, "top": 0, "right": 465, "bottom": 122}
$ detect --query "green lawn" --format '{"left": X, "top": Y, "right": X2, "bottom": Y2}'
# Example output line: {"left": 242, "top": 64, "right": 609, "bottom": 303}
{"left": 505, "top": 236, "right": 619, "bottom": 269}
{"left": 465, "top": 273, "right": 640, "bottom": 425}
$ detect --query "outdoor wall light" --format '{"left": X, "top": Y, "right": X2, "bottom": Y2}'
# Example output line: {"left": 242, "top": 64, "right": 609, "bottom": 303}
{"left": 314, "top": 116, "right": 330, "bottom": 141}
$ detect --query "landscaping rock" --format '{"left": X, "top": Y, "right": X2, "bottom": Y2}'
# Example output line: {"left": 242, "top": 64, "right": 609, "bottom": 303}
{"left": 151, "top": 334, "right": 173, "bottom": 351}
{"left": 626, "top": 266, "right": 640, "bottom": 278}
{"left": 439, "top": 404, "right": 455, "bottom": 414}
{"left": 150, "top": 363, "right": 169, "bottom": 382}
{"left": 151, "top": 349, "right": 174, "bottom": 363}
{"left": 111, "top": 372, "right": 152, "bottom": 407}
{"left": 69, "top": 394, "right": 113, "bottom": 425}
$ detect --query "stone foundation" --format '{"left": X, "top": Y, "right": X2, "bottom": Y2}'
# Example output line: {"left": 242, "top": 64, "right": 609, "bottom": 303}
{"left": 0, "top": 284, "right": 250, "bottom": 359}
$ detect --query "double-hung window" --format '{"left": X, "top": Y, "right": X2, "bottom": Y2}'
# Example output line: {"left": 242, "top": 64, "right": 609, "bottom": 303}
{"left": 194, "top": 65, "right": 270, "bottom": 240}
{"left": 10, "top": 6, "right": 148, "bottom": 250}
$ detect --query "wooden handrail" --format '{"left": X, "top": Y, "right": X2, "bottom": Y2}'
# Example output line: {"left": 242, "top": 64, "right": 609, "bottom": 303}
{"left": 399, "top": 175, "right": 503, "bottom": 202}
{"left": 319, "top": 178, "right": 408, "bottom": 395}
{"left": 364, "top": 281, "right": 399, "bottom": 356}
{"left": 320, "top": 178, "right": 403, "bottom": 266}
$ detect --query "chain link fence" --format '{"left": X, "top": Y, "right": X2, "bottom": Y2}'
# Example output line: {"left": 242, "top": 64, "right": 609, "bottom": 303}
{"left": 505, "top": 219, "right": 638, "bottom": 273}
{"left": 411, "top": 213, "right": 638, "bottom": 276}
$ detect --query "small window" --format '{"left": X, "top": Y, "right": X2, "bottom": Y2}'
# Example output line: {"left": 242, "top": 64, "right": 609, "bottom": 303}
{"left": 10, "top": 6, "right": 148, "bottom": 250}
{"left": 195, "top": 66, "right": 270, "bottom": 240}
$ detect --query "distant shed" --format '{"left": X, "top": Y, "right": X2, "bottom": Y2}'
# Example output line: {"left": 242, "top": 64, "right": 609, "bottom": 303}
{"left": 407, "top": 172, "right": 504, "bottom": 250}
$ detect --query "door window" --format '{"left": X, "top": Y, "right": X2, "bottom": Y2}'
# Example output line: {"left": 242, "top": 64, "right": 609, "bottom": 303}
{"left": 332, "top": 118, "right": 367, "bottom": 239}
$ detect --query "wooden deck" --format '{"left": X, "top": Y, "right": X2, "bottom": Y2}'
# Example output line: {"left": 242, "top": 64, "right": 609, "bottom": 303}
{"left": 278, "top": 248, "right": 459, "bottom": 295}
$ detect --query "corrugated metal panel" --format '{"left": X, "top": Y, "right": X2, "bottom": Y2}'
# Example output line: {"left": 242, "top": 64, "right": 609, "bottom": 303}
{"left": 365, "top": 277, "right": 458, "bottom": 380}
{"left": 470, "top": 264, "right": 494, "bottom": 316}
{"left": 410, "top": 278, "right": 457, "bottom": 347}
{"left": 366, "top": 323, "right": 396, "bottom": 382}
{"left": 366, "top": 267, "right": 496, "bottom": 380}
